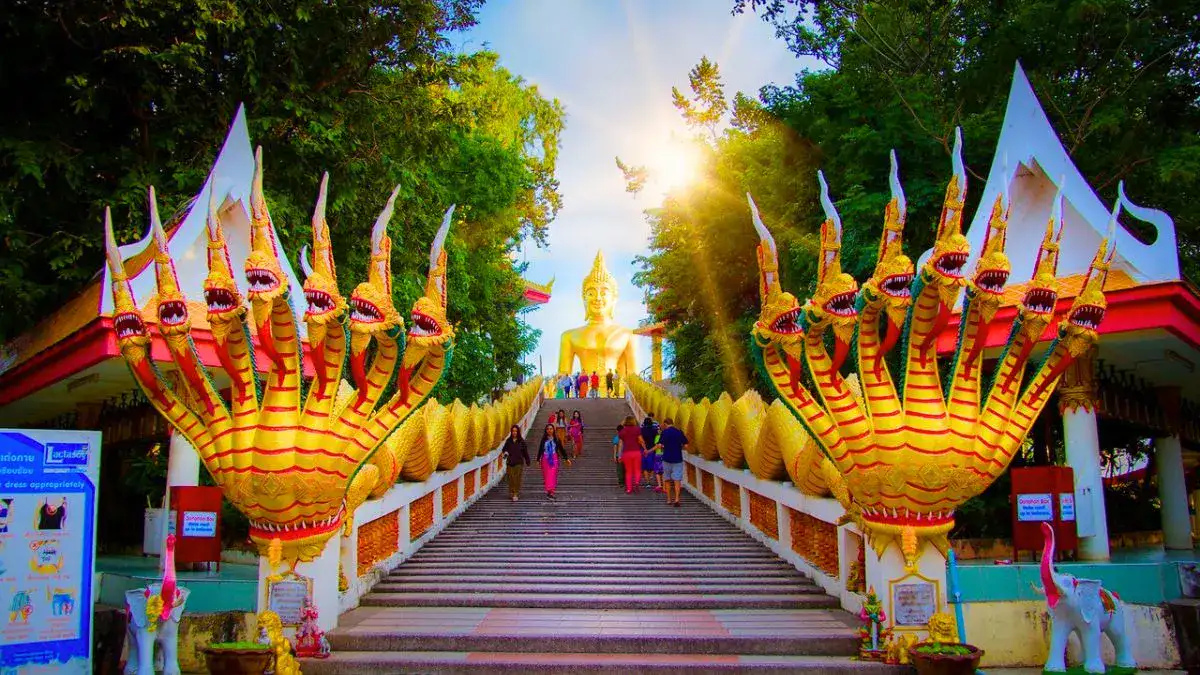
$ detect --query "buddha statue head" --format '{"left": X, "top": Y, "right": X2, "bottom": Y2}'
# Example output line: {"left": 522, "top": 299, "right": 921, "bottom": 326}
{"left": 582, "top": 250, "right": 618, "bottom": 323}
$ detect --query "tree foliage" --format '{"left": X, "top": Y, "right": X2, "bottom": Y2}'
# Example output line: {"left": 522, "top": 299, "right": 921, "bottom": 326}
{"left": 634, "top": 1, "right": 1199, "bottom": 403}
{"left": 1, "top": 0, "right": 563, "bottom": 404}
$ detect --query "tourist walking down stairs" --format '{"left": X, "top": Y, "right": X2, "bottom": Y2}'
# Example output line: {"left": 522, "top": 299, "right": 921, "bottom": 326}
{"left": 617, "top": 415, "right": 647, "bottom": 494}
{"left": 537, "top": 423, "right": 568, "bottom": 500}
{"left": 501, "top": 425, "right": 530, "bottom": 502}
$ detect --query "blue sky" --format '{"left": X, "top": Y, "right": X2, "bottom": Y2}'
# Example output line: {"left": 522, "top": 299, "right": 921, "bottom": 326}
{"left": 459, "top": 0, "right": 804, "bottom": 378}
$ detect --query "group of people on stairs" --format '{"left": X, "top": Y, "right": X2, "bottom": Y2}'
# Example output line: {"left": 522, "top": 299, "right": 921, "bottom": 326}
{"left": 500, "top": 409, "right": 586, "bottom": 501}
{"left": 613, "top": 413, "right": 688, "bottom": 506}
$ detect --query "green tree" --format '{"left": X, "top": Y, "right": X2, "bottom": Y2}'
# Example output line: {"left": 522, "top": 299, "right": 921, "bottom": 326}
{"left": 0, "top": 1, "right": 562, "bottom": 404}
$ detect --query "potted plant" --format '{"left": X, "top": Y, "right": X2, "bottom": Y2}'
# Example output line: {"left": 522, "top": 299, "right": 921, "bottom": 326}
{"left": 201, "top": 641, "right": 273, "bottom": 675}
{"left": 908, "top": 641, "right": 984, "bottom": 675}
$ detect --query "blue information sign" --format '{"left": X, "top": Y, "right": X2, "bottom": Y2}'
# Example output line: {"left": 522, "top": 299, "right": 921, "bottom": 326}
{"left": 0, "top": 429, "right": 101, "bottom": 674}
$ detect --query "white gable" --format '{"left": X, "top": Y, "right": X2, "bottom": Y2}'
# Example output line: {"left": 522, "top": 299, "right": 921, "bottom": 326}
{"left": 919, "top": 63, "right": 1179, "bottom": 291}
{"left": 100, "top": 106, "right": 308, "bottom": 337}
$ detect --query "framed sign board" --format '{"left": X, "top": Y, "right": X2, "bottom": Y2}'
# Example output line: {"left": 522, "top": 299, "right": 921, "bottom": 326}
{"left": 266, "top": 572, "right": 312, "bottom": 626}
{"left": 888, "top": 571, "right": 942, "bottom": 633}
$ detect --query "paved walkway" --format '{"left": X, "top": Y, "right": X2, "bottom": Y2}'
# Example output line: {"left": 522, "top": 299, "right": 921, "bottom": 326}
{"left": 306, "top": 398, "right": 893, "bottom": 673}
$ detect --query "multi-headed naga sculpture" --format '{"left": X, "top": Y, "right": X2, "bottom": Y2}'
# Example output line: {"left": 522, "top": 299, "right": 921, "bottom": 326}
{"left": 631, "top": 131, "right": 1120, "bottom": 564}
{"left": 745, "top": 129, "right": 1116, "bottom": 559}
{"left": 105, "top": 149, "right": 457, "bottom": 563}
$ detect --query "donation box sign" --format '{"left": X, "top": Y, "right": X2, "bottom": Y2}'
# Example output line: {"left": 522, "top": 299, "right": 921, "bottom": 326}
{"left": 1010, "top": 466, "right": 1077, "bottom": 560}
{"left": 170, "top": 486, "right": 223, "bottom": 565}
{"left": 0, "top": 429, "right": 101, "bottom": 675}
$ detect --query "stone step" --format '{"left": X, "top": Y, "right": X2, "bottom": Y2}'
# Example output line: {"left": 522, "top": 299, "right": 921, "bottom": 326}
{"left": 300, "top": 651, "right": 903, "bottom": 674}
{"left": 388, "top": 563, "right": 796, "bottom": 576}
{"left": 359, "top": 592, "right": 839, "bottom": 610}
{"left": 371, "top": 580, "right": 822, "bottom": 595}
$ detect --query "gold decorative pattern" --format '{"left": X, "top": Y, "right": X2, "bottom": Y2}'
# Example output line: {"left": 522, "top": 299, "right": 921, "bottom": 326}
{"left": 789, "top": 508, "right": 839, "bottom": 577}
{"left": 720, "top": 478, "right": 742, "bottom": 517}
{"left": 356, "top": 510, "right": 399, "bottom": 577}
{"left": 464, "top": 471, "right": 477, "bottom": 500}
{"left": 1057, "top": 346, "right": 1098, "bottom": 414}
{"left": 748, "top": 491, "right": 779, "bottom": 540}
{"left": 701, "top": 471, "right": 715, "bottom": 500}
{"left": 441, "top": 480, "right": 460, "bottom": 516}
{"left": 409, "top": 492, "right": 434, "bottom": 542}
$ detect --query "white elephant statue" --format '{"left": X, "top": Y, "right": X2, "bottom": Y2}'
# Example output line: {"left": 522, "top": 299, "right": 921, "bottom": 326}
{"left": 125, "top": 534, "right": 189, "bottom": 675}
{"left": 1036, "top": 522, "right": 1136, "bottom": 674}
{"left": 124, "top": 583, "right": 190, "bottom": 675}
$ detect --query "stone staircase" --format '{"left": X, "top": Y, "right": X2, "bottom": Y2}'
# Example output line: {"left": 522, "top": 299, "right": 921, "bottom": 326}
{"left": 304, "top": 398, "right": 895, "bottom": 673}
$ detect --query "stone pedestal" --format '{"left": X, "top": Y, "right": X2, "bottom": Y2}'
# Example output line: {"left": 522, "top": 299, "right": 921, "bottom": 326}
{"left": 1062, "top": 406, "right": 1110, "bottom": 560}
{"left": 257, "top": 535, "right": 341, "bottom": 633}
{"left": 863, "top": 539, "right": 948, "bottom": 643}
{"left": 1157, "top": 434, "right": 1192, "bottom": 549}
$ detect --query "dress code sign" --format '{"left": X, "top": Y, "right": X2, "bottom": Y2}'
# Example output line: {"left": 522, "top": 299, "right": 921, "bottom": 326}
{"left": 1016, "top": 493, "right": 1054, "bottom": 522}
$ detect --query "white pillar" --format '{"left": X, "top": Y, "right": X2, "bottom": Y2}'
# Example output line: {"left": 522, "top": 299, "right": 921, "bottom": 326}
{"left": 1062, "top": 407, "right": 1110, "bottom": 560}
{"left": 165, "top": 430, "right": 201, "bottom": 487}
{"left": 1156, "top": 434, "right": 1192, "bottom": 549}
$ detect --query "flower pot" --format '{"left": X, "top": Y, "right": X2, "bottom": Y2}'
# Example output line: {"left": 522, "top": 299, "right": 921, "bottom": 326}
{"left": 201, "top": 647, "right": 273, "bottom": 675}
{"left": 908, "top": 642, "right": 983, "bottom": 675}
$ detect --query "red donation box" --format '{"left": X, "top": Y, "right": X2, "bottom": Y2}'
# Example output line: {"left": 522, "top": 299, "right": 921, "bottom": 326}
{"left": 170, "top": 486, "right": 223, "bottom": 566}
{"left": 1010, "top": 466, "right": 1077, "bottom": 561}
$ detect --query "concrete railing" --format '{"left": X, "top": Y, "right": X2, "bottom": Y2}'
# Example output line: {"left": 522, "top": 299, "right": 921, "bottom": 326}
{"left": 337, "top": 388, "right": 544, "bottom": 614}
{"left": 626, "top": 390, "right": 867, "bottom": 615}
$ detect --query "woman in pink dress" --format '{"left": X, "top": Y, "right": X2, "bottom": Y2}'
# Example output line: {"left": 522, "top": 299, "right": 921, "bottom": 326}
{"left": 537, "top": 423, "right": 568, "bottom": 500}
{"left": 568, "top": 410, "right": 585, "bottom": 458}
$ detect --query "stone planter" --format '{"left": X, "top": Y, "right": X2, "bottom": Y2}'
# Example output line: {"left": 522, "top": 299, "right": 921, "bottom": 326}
{"left": 908, "top": 642, "right": 983, "bottom": 675}
{"left": 201, "top": 647, "right": 273, "bottom": 675}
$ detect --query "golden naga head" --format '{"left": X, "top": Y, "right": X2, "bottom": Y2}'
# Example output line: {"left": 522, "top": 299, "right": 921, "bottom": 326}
{"left": 104, "top": 209, "right": 152, "bottom": 356}
{"left": 805, "top": 172, "right": 859, "bottom": 349}
{"left": 923, "top": 128, "right": 970, "bottom": 308}
{"left": 969, "top": 156, "right": 1013, "bottom": 304}
{"left": 1019, "top": 181, "right": 1067, "bottom": 335}
{"left": 148, "top": 187, "right": 192, "bottom": 338}
{"left": 244, "top": 148, "right": 287, "bottom": 303}
{"left": 300, "top": 173, "right": 347, "bottom": 326}
{"left": 861, "top": 151, "right": 914, "bottom": 329}
{"left": 1059, "top": 185, "right": 1120, "bottom": 354}
{"left": 203, "top": 188, "right": 246, "bottom": 331}
{"left": 747, "top": 194, "right": 803, "bottom": 353}
{"left": 405, "top": 205, "right": 458, "bottom": 371}
{"left": 349, "top": 186, "right": 404, "bottom": 340}
{"left": 582, "top": 250, "right": 619, "bottom": 323}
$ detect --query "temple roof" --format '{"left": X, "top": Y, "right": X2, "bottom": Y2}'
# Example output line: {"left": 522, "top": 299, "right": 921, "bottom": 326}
{"left": 920, "top": 63, "right": 1181, "bottom": 289}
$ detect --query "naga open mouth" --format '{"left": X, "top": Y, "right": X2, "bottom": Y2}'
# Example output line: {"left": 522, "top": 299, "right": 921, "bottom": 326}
{"left": 409, "top": 311, "right": 441, "bottom": 337}
{"left": 1022, "top": 287, "right": 1057, "bottom": 315}
{"left": 860, "top": 505, "right": 955, "bottom": 527}
{"left": 974, "top": 269, "right": 1009, "bottom": 295}
{"left": 246, "top": 268, "right": 281, "bottom": 293}
{"left": 770, "top": 308, "right": 802, "bottom": 335}
{"left": 157, "top": 300, "right": 188, "bottom": 327}
{"left": 305, "top": 289, "right": 336, "bottom": 316}
{"left": 351, "top": 297, "right": 384, "bottom": 323}
{"left": 248, "top": 505, "right": 344, "bottom": 542}
{"left": 881, "top": 273, "right": 913, "bottom": 298}
{"left": 114, "top": 312, "right": 147, "bottom": 339}
{"left": 204, "top": 288, "right": 238, "bottom": 314}
{"left": 823, "top": 291, "right": 857, "bottom": 317}
{"left": 934, "top": 252, "right": 968, "bottom": 278}
{"left": 1068, "top": 304, "right": 1105, "bottom": 330}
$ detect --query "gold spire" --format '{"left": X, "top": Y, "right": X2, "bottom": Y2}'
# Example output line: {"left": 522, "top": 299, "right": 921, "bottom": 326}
{"left": 584, "top": 250, "right": 618, "bottom": 293}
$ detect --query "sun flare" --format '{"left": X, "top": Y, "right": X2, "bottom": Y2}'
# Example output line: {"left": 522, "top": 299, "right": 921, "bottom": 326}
{"left": 649, "top": 139, "right": 702, "bottom": 194}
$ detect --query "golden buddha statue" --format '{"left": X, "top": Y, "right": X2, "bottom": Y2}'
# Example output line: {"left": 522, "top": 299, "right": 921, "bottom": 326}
{"left": 558, "top": 251, "right": 637, "bottom": 377}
